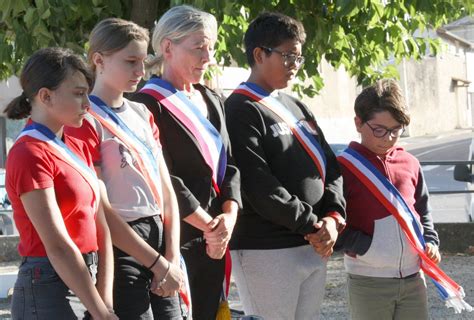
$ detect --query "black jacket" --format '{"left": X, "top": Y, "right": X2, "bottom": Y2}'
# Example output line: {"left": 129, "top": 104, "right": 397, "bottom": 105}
{"left": 132, "top": 82, "right": 242, "bottom": 245}
{"left": 225, "top": 90, "right": 345, "bottom": 250}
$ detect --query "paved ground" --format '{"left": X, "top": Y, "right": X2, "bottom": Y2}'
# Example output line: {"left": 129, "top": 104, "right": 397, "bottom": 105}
{"left": 226, "top": 252, "right": 474, "bottom": 320}
{"left": 3, "top": 251, "right": 473, "bottom": 319}
{"left": 320, "top": 253, "right": 474, "bottom": 320}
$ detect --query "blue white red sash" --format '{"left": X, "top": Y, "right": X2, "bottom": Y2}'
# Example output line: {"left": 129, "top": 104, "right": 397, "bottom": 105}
{"left": 17, "top": 122, "right": 100, "bottom": 212}
{"left": 339, "top": 147, "right": 472, "bottom": 313}
{"left": 180, "top": 256, "right": 192, "bottom": 312}
{"left": 140, "top": 77, "right": 227, "bottom": 193}
{"left": 233, "top": 82, "right": 327, "bottom": 183}
{"left": 88, "top": 95, "right": 163, "bottom": 213}
{"left": 221, "top": 248, "right": 232, "bottom": 301}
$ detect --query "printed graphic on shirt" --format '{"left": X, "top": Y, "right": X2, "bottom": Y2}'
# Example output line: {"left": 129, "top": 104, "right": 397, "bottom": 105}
{"left": 270, "top": 122, "right": 291, "bottom": 137}
{"left": 119, "top": 144, "right": 138, "bottom": 169}
{"left": 270, "top": 120, "right": 318, "bottom": 138}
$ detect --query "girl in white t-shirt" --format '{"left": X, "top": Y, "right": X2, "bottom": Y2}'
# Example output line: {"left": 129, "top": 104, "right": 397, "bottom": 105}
{"left": 67, "top": 18, "right": 184, "bottom": 319}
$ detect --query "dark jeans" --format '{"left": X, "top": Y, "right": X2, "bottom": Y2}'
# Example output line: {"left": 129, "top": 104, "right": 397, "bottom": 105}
{"left": 113, "top": 215, "right": 182, "bottom": 319}
{"left": 181, "top": 238, "right": 225, "bottom": 320}
{"left": 11, "top": 255, "right": 97, "bottom": 320}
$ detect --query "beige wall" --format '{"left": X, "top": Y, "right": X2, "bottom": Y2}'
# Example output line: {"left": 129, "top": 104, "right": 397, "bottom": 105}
{"left": 215, "top": 49, "right": 471, "bottom": 144}
{"left": 299, "top": 60, "right": 360, "bottom": 142}
{"left": 302, "top": 43, "right": 471, "bottom": 141}
{"left": 399, "top": 46, "right": 470, "bottom": 136}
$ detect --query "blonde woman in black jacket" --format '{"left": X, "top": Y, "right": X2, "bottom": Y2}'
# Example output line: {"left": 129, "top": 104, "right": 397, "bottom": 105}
{"left": 132, "top": 5, "right": 241, "bottom": 319}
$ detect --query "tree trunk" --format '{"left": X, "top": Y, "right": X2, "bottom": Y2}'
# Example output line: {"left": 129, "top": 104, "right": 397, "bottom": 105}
{"left": 130, "top": 0, "right": 160, "bottom": 30}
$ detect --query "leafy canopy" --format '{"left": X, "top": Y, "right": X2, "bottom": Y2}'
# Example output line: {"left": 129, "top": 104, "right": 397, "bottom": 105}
{"left": 1, "top": 0, "right": 472, "bottom": 96}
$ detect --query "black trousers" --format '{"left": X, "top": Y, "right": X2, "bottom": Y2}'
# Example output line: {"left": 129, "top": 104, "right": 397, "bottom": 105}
{"left": 181, "top": 238, "right": 225, "bottom": 320}
{"left": 113, "top": 215, "right": 183, "bottom": 319}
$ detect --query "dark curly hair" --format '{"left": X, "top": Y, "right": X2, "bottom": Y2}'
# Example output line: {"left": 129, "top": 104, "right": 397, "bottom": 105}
{"left": 244, "top": 12, "right": 306, "bottom": 67}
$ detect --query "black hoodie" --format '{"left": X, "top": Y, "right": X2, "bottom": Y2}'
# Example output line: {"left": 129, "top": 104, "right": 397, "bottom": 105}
{"left": 225, "top": 89, "right": 345, "bottom": 250}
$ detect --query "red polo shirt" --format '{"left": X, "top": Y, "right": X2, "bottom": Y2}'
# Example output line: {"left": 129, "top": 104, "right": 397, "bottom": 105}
{"left": 6, "top": 134, "right": 98, "bottom": 256}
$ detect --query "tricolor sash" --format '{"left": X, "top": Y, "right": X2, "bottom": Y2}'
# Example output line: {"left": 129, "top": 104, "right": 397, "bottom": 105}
{"left": 222, "top": 248, "right": 232, "bottom": 301}
{"left": 140, "top": 77, "right": 227, "bottom": 193}
{"left": 339, "top": 147, "right": 473, "bottom": 313}
{"left": 233, "top": 82, "right": 327, "bottom": 183}
{"left": 17, "top": 122, "right": 100, "bottom": 212}
{"left": 88, "top": 95, "right": 163, "bottom": 213}
{"left": 179, "top": 255, "right": 192, "bottom": 313}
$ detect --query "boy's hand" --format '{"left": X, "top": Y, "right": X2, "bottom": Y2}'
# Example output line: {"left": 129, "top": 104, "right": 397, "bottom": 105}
{"left": 304, "top": 217, "right": 338, "bottom": 258}
{"left": 425, "top": 242, "right": 441, "bottom": 264}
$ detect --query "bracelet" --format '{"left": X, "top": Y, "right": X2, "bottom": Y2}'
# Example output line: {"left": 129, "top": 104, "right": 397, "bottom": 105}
{"left": 147, "top": 253, "right": 161, "bottom": 270}
{"left": 157, "top": 261, "right": 171, "bottom": 288}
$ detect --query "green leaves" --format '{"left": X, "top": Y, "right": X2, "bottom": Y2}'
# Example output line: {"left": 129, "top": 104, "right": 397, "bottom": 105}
{"left": 0, "top": 0, "right": 126, "bottom": 79}
{"left": 0, "top": 0, "right": 472, "bottom": 98}
{"left": 189, "top": 0, "right": 473, "bottom": 97}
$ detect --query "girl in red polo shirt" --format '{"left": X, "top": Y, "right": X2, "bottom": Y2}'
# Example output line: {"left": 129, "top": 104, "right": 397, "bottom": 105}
{"left": 5, "top": 48, "right": 117, "bottom": 320}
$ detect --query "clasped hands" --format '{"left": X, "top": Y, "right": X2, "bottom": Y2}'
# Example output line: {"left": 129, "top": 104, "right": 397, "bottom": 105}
{"left": 304, "top": 217, "right": 339, "bottom": 258}
{"left": 203, "top": 212, "right": 236, "bottom": 259}
{"left": 149, "top": 256, "right": 185, "bottom": 298}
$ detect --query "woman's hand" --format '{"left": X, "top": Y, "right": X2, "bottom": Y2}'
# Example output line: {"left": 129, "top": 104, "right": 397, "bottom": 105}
{"left": 203, "top": 212, "right": 236, "bottom": 259}
{"left": 204, "top": 212, "right": 236, "bottom": 245}
{"left": 206, "top": 243, "right": 227, "bottom": 259}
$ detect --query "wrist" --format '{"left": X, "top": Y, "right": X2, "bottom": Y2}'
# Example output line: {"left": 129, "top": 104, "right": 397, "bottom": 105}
{"left": 183, "top": 207, "right": 213, "bottom": 232}
{"left": 157, "top": 260, "right": 171, "bottom": 288}
{"left": 146, "top": 253, "right": 161, "bottom": 270}
{"left": 165, "top": 252, "right": 179, "bottom": 265}
{"left": 325, "top": 212, "right": 346, "bottom": 233}
{"left": 222, "top": 200, "right": 239, "bottom": 215}
{"left": 426, "top": 242, "right": 438, "bottom": 249}
{"left": 223, "top": 210, "right": 237, "bottom": 223}
{"left": 92, "top": 303, "right": 112, "bottom": 319}
{"left": 150, "top": 256, "right": 168, "bottom": 279}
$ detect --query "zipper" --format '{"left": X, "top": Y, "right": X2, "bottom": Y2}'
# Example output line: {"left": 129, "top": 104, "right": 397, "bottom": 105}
{"left": 397, "top": 222, "right": 404, "bottom": 277}
{"left": 379, "top": 156, "right": 404, "bottom": 277}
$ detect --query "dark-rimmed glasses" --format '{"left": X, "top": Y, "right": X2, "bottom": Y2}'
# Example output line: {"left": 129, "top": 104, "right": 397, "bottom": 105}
{"left": 365, "top": 122, "right": 405, "bottom": 138}
{"left": 260, "top": 46, "right": 305, "bottom": 68}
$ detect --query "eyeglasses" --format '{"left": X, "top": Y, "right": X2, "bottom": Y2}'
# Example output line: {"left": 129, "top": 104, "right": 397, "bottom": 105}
{"left": 365, "top": 122, "right": 405, "bottom": 138}
{"left": 260, "top": 46, "right": 305, "bottom": 68}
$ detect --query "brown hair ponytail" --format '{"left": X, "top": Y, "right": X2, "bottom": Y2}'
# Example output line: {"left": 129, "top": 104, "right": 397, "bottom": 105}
{"left": 4, "top": 92, "right": 32, "bottom": 119}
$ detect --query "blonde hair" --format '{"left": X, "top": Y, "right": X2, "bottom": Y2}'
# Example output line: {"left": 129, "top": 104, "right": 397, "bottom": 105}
{"left": 88, "top": 18, "right": 149, "bottom": 72}
{"left": 146, "top": 5, "right": 217, "bottom": 76}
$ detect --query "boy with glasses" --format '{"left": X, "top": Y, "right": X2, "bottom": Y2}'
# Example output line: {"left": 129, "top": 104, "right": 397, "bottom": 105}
{"left": 224, "top": 12, "right": 346, "bottom": 319}
{"left": 336, "top": 79, "right": 442, "bottom": 319}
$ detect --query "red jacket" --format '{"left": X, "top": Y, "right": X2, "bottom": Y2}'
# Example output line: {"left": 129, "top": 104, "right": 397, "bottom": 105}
{"left": 337, "top": 141, "right": 439, "bottom": 278}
